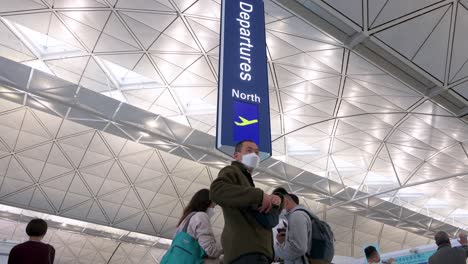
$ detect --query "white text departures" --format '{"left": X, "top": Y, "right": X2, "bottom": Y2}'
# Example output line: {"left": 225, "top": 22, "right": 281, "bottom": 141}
{"left": 237, "top": 1, "right": 254, "bottom": 82}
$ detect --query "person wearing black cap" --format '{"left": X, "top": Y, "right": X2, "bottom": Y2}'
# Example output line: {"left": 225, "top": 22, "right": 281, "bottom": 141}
{"left": 8, "top": 218, "right": 55, "bottom": 264}
{"left": 273, "top": 187, "right": 316, "bottom": 264}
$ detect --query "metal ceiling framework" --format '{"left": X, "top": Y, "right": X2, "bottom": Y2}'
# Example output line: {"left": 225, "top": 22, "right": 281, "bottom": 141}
{"left": 0, "top": 56, "right": 459, "bottom": 257}
{"left": 0, "top": 0, "right": 466, "bottom": 258}
{"left": 290, "top": 0, "right": 468, "bottom": 114}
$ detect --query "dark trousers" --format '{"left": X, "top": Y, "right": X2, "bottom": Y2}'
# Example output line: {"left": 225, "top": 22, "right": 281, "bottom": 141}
{"left": 230, "top": 253, "right": 270, "bottom": 264}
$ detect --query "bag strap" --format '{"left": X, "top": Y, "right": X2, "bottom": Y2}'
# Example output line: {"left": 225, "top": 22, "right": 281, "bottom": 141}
{"left": 182, "top": 212, "right": 197, "bottom": 233}
{"left": 294, "top": 208, "right": 319, "bottom": 222}
{"left": 294, "top": 209, "right": 327, "bottom": 235}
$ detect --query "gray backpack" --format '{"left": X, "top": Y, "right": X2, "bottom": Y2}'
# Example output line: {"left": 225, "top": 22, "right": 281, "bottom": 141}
{"left": 295, "top": 209, "right": 335, "bottom": 262}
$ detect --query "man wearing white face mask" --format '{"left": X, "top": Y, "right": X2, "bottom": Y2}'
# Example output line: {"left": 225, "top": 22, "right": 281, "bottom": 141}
{"left": 210, "top": 140, "right": 283, "bottom": 264}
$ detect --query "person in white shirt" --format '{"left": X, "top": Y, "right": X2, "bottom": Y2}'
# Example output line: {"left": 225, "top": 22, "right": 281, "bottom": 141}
{"left": 175, "top": 189, "right": 223, "bottom": 263}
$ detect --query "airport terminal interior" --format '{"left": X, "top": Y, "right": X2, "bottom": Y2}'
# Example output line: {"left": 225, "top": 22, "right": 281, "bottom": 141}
{"left": 0, "top": 0, "right": 467, "bottom": 263}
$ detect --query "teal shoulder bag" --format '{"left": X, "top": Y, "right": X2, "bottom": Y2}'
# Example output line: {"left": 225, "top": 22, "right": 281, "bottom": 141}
{"left": 160, "top": 213, "right": 207, "bottom": 264}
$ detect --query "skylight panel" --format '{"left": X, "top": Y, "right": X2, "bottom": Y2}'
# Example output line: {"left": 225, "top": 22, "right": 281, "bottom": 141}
{"left": 9, "top": 21, "right": 83, "bottom": 57}
{"left": 99, "top": 58, "right": 160, "bottom": 88}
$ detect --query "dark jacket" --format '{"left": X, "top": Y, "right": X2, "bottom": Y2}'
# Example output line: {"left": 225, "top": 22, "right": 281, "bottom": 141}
{"left": 429, "top": 243, "right": 468, "bottom": 264}
{"left": 9, "top": 241, "right": 55, "bottom": 264}
{"left": 210, "top": 161, "right": 282, "bottom": 263}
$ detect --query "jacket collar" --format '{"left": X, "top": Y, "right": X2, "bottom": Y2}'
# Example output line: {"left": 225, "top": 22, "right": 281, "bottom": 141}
{"left": 437, "top": 243, "right": 451, "bottom": 251}
{"left": 231, "top": 161, "right": 255, "bottom": 186}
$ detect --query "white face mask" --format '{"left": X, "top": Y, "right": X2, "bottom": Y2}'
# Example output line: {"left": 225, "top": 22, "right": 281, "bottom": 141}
{"left": 241, "top": 152, "right": 260, "bottom": 170}
{"left": 281, "top": 209, "right": 288, "bottom": 216}
{"left": 206, "top": 207, "right": 216, "bottom": 218}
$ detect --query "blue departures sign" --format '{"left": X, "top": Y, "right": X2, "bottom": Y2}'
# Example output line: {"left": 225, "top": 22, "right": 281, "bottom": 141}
{"left": 216, "top": 0, "right": 272, "bottom": 159}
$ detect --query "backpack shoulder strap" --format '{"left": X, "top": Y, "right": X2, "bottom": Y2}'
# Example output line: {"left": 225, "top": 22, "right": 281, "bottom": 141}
{"left": 294, "top": 208, "right": 328, "bottom": 234}
{"left": 182, "top": 212, "right": 197, "bottom": 233}
{"left": 294, "top": 208, "right": 319, "bottom": 223}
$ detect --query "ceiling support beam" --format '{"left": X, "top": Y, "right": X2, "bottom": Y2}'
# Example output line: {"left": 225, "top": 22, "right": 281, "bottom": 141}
{"left": 328, "top": 170, "right": 468, "bottom": 212}
{"left": 459, "top": 106, "right": 468, "bottom": 117}
{"left": 350, "top": 214, "right": 357, "bottom": 257}
{"left": 345, "top": 32, "right": 369, "bottom": 49}
{"left": 443, "top": 1, "right": 458, "bottom": 87}
{"left": 402, "top": 140, "right": 467, "bottom": 186}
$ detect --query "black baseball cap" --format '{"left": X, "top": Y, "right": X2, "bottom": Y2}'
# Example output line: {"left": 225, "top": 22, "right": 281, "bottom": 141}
{"left": 272, "top": 187, "right": 299, "bottom": 204}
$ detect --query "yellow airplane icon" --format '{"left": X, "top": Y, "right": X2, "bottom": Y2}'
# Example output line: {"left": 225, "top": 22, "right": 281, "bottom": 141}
{"left": 234, "top": 116, "right": 258, "bottom": 126}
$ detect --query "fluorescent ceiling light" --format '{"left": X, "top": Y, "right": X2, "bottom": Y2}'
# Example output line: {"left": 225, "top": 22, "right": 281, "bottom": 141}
{"left": 185, "top": 98, "right": 216, "bottom": 114}
{"left": 287, "top": 138, "right": 321, "bottom": 156}
{"left": 395, "top": 192, "right": 425, "bottom": 198}
{"left": 365, "top": 172, "right": 397, "bottom": 186}
{"left": 424, "top": 198, "right": 449, "bottom": 209}
{"left": 332, "top": 158, "right": 363, "bottom": 172}
{"left": 449, "top": 209, "right": 468, "bottom": 218}
{"left": 288, "top": 145, "right": 321, "bottom": 156}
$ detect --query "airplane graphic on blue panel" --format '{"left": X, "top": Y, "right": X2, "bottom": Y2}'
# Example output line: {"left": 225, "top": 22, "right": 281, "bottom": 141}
{"left": 235, "top": 116, "right": 258, "bottom": 126}
{"left": 233, "top": 100, "right": 259, "bottom": 145}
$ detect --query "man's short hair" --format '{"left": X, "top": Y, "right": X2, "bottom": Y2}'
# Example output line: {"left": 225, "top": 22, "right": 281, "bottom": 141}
{"left": 434, "top": 231, "right": 450, "bottom": 246}
{"left": 364, "top": 245, "right": 378, "bottom": 259}
{"left": 272, "top": 187, "right": 299, "bottom": 204}
{"left": 289, "top": 194, "right": 300, "bottom": 204}
{"left": 26, "top": 219, "right": 48, "bottom": 237}
{"left": 234, "top": 140, "right": 256, "bottom": 153}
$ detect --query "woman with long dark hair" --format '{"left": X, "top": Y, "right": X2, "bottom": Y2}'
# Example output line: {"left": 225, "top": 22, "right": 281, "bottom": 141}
{"left": 174, "top": 188, "right": 223, "bottom": 263}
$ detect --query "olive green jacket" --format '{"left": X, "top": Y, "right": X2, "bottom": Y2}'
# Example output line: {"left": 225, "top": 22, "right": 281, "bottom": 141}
{"left": 210, "top": 161, "right": 282, "bottom": 263}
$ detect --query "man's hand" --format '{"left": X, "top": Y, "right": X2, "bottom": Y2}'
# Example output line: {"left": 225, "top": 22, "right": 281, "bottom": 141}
{"left": 271, "top": 194, "right": 281, "bottom": 207}
{"left": 459, "top": 232, "right": 467, "bottom": 245}
{"left": 259, "top": 193, "right": 273, "bottom": 213}
{"left": 276, "top": 232, "right": 286, "bottom": 244}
